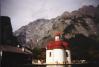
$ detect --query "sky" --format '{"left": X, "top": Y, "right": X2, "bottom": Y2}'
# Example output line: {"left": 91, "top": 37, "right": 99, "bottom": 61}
{"left": 1, "top": 0, "right": 99, "bottom": 31}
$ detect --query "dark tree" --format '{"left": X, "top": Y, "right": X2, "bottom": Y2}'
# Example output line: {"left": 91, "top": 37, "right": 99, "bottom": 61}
{"left": 68, "top": 34, "right": 99, "bottom": 61}
{"left": 0, "top": 16, "right": 18, "bottom": 46}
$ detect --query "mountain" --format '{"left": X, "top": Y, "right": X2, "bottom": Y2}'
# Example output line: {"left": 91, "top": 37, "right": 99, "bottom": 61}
{"left": 14, "top": 5, "right": 99, "bottom": 50}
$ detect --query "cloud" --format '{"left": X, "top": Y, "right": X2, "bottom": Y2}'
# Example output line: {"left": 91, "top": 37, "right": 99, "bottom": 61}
{"left": 1, "top": 0, "right": 99, "bottom": 31}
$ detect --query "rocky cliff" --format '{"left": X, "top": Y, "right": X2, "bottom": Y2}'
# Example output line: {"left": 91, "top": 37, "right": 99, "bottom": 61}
{"left": 14, "top": 5, "right": 99, "bottom": 49}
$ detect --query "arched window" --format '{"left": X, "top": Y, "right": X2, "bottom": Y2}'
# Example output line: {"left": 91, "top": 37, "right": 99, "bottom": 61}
{"left": 66, "top": 52, "right": 68, "bottom": 57}
{"left": 49, "top": 52, "right": 51, "bottom": 57}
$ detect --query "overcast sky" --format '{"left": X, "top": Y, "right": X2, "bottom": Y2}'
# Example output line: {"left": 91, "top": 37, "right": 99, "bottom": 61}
{"left": 1, "top": 0, "right": 99, "bottom": 31}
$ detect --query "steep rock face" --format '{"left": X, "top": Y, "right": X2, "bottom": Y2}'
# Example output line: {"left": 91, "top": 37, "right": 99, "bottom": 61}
{"left": 14, "top": 5, "right": 99, "bottom": 49}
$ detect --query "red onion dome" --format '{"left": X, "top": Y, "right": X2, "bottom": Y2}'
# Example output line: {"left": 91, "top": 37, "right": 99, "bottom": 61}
{"left": 47, "top": 40, "right": 69, "bottom": 50}
{"left": 54, "top": 40, "right": 69, "bottom": 49}
{"left": 47, "top": 41, "right": 54, "bottom": 50}
{"left": 62, "top": 41, "right": 69, "bottom": 48}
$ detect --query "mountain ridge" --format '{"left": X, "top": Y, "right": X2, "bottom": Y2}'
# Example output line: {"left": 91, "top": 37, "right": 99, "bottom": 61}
{"left": 14, "top": 5, "right": 99, "bottom": 49}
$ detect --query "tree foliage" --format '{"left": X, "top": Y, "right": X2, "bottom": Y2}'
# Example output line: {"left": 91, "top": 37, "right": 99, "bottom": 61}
{"left": 63, "top": 33, "right": 99, "bottom": 61}
{"left": 32, "top": 47, "right": 41, "bottom": 59}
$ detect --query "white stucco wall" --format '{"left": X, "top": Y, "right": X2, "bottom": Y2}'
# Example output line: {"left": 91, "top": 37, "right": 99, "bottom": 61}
{"left": 46, "top": 50, "right": 53, "bottom": 64}
{"left": 66, "top": 50, "right": 71, "bottom": 64}
{"left": 46, "top": 49, "right": 71, "bottom": 64}
{"left": 53, "top": 49, "right": 66, "bottom": 64}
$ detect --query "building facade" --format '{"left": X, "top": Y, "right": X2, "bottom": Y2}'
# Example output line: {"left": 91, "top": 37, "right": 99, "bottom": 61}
{"left": 46, "top": 33, "right": 71, "bottom": 64}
